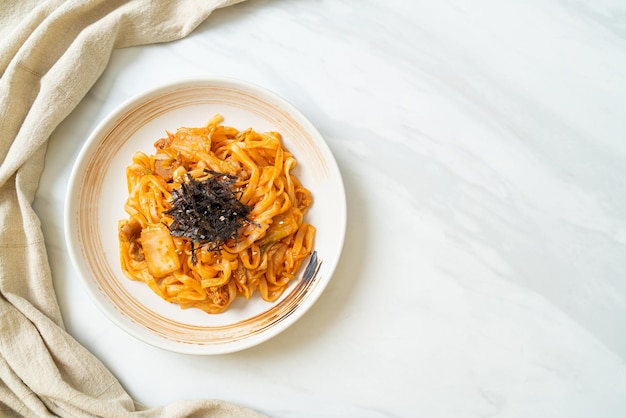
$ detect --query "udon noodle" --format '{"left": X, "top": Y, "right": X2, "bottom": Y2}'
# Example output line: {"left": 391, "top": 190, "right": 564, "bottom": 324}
{"left": 118, "top": 114, "right": 315, "bottom": 314}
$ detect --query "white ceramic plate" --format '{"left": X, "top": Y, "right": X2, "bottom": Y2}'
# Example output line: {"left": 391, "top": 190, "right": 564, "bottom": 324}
{"left": 65, "top": 77, "right": 346, "bottom": 355}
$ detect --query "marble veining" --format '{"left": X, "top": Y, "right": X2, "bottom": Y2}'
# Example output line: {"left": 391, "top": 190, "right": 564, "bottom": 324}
{"left": 34, "top": 0, "right": 626, "bottom": 416}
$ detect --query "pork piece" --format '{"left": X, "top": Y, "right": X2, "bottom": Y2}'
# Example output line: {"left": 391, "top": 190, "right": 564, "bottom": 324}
{"left": 119, "top": 218, "right": 144, "bottom": 262}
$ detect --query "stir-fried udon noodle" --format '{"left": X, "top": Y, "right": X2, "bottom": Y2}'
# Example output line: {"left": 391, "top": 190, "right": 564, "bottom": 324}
{"left": 118, "top": 115, "right": 315, "bottom": 314}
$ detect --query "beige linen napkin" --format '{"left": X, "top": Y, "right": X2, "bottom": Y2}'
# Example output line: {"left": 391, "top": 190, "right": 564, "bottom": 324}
{"left": 0, "top": 0, "right": 266, "bottom": 416}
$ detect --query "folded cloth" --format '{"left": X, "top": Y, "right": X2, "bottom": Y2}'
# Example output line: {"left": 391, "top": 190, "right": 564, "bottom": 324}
{"left": 0, "top": 1, "right": 266, "bottom": 416}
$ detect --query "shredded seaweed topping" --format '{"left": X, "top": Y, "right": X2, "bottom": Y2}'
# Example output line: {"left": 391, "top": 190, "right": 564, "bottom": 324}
{"left": 164, "top": 170, "right": 253, "bottom": 263}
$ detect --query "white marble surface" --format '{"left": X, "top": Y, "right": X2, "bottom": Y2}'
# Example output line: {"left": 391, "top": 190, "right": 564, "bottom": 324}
{"left": 33, "top": 0, "right": 626, "bottom": 416}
